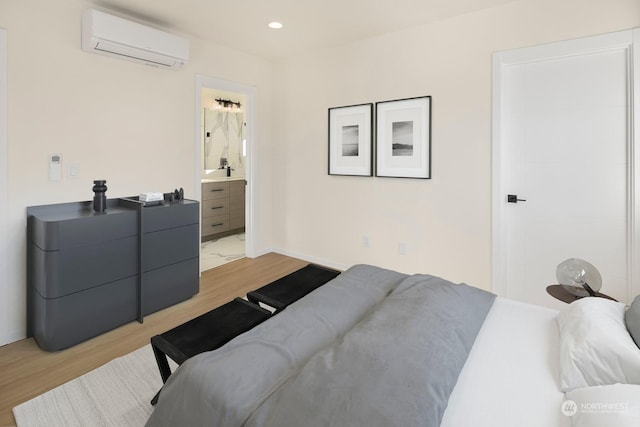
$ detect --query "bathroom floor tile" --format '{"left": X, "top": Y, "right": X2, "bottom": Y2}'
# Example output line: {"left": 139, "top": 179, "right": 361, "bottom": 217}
{"left": 200, "top": 233, "right": 246, "bottom": 272}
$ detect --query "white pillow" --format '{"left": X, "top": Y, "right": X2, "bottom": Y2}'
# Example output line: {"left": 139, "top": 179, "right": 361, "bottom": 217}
{"left": 565, "top": 384, "right": 640, "bottom": 427}
{"left": 625, "top": 295, "right": 640, "bottom": 348}
{"left": 556, "top": 298, "right": 640, "bottom": 391}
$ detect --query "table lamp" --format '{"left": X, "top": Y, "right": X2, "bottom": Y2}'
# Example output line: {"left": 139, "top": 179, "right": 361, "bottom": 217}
{"left": 556, "top": 258, "right": 602, "bottom": 298}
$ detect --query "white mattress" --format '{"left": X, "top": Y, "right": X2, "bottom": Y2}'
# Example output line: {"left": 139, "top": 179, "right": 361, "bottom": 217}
{"left": 441, "top": 297, "right": 570, "bottom": 427}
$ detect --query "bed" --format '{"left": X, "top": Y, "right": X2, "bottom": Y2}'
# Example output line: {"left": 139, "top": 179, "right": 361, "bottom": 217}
{"left": 145, "top": 264, "right": 640, "bottom": 427}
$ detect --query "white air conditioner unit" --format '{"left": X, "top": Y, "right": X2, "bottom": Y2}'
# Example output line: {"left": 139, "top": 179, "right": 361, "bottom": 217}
{"left": 81, "top": 9, "right": 189, "bottom": 69}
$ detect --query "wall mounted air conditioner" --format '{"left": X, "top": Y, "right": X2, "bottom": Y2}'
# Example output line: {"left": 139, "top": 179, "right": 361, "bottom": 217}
{"left": 81, "top": 8, "right": 189, "bottom": 69}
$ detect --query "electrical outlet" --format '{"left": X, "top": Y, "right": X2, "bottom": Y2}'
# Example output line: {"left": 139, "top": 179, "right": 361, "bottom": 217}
{"left": 362, "top": 236, "right": 370, "bottom": 248}
{"left": 399, "top": 242, "right": 407, "bottom": 255}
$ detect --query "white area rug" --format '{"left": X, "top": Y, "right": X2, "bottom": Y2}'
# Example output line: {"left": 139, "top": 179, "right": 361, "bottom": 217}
{"left": 13, "top": 345, "right": 174, "bottom": 427}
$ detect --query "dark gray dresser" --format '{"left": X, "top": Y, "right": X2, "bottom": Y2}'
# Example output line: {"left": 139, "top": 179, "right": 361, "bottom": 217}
{"left": 27, "top": 198, "right": 199, "bottom": 351}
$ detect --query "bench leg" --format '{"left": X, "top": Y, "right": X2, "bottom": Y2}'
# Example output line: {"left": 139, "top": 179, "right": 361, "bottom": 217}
{"left": 151, "top": 389, "right": 161, "bottom": 406}
{"left": 151, "top": 340, "right": 172, "bottom": 406}
{"left": 152, "top": 342, "right": 173, "bottom": 383}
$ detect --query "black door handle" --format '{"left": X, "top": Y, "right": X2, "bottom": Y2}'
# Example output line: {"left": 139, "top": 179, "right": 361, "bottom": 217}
{"left": 507, "top": 194, "right": 527, "bottom": 203}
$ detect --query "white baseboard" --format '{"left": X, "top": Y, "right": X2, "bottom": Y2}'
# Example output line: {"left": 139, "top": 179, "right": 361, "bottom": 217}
{"left": 1, "top": 329, "right": 26, "bottom": 347}
{"left": 270, "top": 247, "right": 350, "bottom": 272}
{"left": 250, "top": 246, "right": 274, "bottom": 258}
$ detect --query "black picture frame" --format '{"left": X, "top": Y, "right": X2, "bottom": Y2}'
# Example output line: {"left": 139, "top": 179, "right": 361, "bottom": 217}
{"left": 328, "top": 103, "right": 373, "bottom": 176}
{"left": 375, "top": 96, "right": 431, "bottom": 179}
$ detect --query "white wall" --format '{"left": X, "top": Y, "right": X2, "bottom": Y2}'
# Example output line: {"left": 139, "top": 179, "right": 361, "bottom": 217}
{"left": 0, "top": 29, "right": 8, "bottom": 346}
{"left": 272, "top": 0, "right": 640, "bottom": 289}
{"left": 0, "top": 0, "right": 276, "bottom": 344}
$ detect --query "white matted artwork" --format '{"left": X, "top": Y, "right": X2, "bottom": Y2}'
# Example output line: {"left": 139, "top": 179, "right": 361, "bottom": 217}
{"left": 376, "top": 96, "right": 431, "bottom": 179}
{"left": 328, "top": 103, "right": 373, "bottom": 176}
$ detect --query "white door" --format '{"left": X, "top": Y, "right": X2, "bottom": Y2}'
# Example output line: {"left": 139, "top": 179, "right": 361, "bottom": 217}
{"left": 493, "top": 30, "right": 640, "bottom": 309}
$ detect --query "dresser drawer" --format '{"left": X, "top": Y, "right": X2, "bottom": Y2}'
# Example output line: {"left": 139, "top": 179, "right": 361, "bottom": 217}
{"left": 143, "top": 258, "right": 198, "bottom": 315}
{"left": 202, "top": 182, "right": 229, "bottom": 201}
{"left": 32, "top": 275, "right": 138, "bottom": 351}
{"left": 202, "top": 214, "right": 229, "bottom": 236}
{"left": 31, "top": 236, "right": 138, "bottom": 298}
{"left": 143, "top": 200, "right": 199, "bottom": 233}
{"left": 143, "top": 224, "right": 199, "bottom": 272}
{"left": 28, "top": 204, "right": 137, "bottom": 250}
{"left": 202, "top": 199, "right": 230, "bottom": 218}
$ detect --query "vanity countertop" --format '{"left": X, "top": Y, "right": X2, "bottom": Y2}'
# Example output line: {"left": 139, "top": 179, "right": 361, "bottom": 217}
{"left": 201, "top": 177, "right": 245, "bottom": 183}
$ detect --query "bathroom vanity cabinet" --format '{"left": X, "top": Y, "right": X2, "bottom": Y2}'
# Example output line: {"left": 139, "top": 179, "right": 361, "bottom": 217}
{"left": 201, "top": 179, "right": 245, "bottom": 241}
{"left": 27, "top": 198, "right": 199, "bottom": 351}
{"left": 229, "top": 180, "right": 246, "bottom": 230}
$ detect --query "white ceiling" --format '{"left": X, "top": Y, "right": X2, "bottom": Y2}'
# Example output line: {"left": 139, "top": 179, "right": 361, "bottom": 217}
{"left": 92, "top": 0, "right": 516, "bottom": 60}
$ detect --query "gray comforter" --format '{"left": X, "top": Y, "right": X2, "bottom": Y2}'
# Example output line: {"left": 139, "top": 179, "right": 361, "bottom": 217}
{"left": 146, "top": 265, "right": 495, "bottom": 427}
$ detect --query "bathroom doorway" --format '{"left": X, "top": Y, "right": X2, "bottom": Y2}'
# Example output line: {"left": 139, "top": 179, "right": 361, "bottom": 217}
{"left": 195, "top": 75, "right": 258, "bottom": 273}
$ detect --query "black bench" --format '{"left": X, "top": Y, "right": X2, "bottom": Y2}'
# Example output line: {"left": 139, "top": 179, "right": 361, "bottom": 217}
{"left": 150, "top": 297, "right": 271, "bottom": 404}
{"left": 247, "top": 264, "right": 341, "bottom": 312}
{"left": 149, "top": 264, "right": 341, "bottom": 405}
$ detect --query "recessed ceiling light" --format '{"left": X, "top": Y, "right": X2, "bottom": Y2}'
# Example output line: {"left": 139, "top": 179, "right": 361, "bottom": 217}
{"left": 268, "top": 22, "right": 283, "bottom": 29}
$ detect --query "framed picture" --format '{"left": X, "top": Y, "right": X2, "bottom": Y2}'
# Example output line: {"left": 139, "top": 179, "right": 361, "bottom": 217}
{"left": 328, "top": 103, "right": 373, "bottom": 176}
{"left": 375, "top": 96, "right": 431, "bottom": 179}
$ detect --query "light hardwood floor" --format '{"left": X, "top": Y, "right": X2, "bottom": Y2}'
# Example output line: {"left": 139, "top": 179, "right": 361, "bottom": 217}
{"left": 0, "top": 252, "right": 308, "bottom": 427}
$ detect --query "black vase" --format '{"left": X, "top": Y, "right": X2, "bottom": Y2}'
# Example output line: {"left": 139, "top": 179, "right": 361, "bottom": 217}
{"left": 92, "top": 180, "right": 107, "bottom": 213}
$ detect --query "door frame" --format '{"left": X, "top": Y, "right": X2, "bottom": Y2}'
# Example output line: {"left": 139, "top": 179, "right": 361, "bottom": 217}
{"left": 492, "top": 29, "right": 640, "bottom": 301}
{"left": 195, "top": 75, "right": 258, "bottom": 261}
{"left": 0, "top": 29, "right": 8, "bottom": 345}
